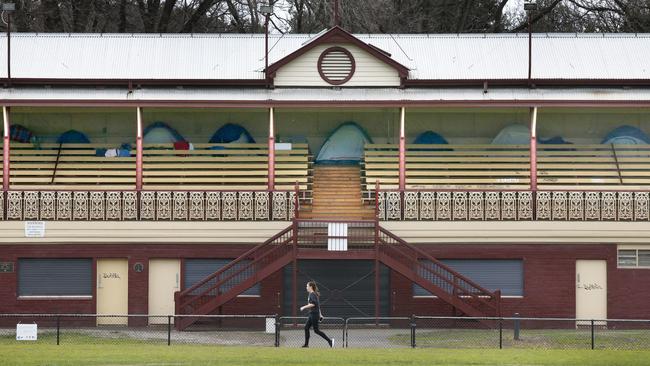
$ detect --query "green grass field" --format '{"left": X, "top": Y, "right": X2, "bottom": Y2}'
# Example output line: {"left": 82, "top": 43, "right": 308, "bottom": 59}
{"left": 2, "top": 345, "right": 650, "bottom": 366}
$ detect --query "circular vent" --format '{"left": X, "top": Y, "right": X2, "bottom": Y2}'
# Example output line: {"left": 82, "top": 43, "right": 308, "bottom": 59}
{"left": 318, "top": 47, "right": 356, "bottom": 85}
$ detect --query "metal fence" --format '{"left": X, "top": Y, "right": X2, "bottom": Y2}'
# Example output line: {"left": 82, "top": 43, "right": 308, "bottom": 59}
{"left": 2, "top": 314, "right": 650, "bottom": 350}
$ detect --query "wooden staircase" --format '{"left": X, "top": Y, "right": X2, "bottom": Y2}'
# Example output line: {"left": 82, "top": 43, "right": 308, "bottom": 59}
{"left": 300, "top": 165, "right": 375, "bottom": 220}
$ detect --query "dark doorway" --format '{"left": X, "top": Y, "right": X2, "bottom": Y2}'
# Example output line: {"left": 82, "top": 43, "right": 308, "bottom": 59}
{"left": 283, "top": 260, "right": 390, "bottom": 318}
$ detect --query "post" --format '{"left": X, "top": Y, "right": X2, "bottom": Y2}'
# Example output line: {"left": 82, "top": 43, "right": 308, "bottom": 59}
{"left": 136, "top": 107, "right": 144, "bottom": 191}
{"left": 56, "top": 316, "right": 60, "bottom": 345}
{"left": 398, "top": 107, "right": 406, "bottom": 191}
{"left": 374, "top": 258, "right": 380, "bottom": 323}
{"left": 410, "top": 314, "right": 416, "bottom": 348}
{"left": 274, "top": 314, "right": 280, "bottom": 347}
{"left": 167, "top": 315, "right": 172, "bottom": 346}
{"left": 499, "top": 319, "right": 503, "bottom": 349}
{"left": 3, "top": 106, "right": 10, "bottom": 192}
{"left": 529, "top": 107, "right": 538, "bottom": 192}
{"left": 591, "top": 319, "right": 595, "bottom": 350}
{"left": 513, "top": 312, "right": 520, "bottom": 341}
{"left": 268, "top": 107, "right": 275, "bottom": 191}
{"left": 374, "top": 180, "right": 380, "bottom": 220}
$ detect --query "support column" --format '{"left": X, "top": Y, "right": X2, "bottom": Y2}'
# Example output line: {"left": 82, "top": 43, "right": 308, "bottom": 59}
{"left": 268, "top": 107, "right": 275, "bottom": 191}
{"left": 530, "top": 107, "right": 538, "bottom": 191}
{"left": 398, "top": 107, "right": 406, "bottom": 191}
{"left": 3, "top": 106, "right": 10, "bottom": 192}
{"left": 136, "top": 107, "right": 143, "bottom": 191}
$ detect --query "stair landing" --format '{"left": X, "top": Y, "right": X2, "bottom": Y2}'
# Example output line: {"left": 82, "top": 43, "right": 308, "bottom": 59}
{"left": 300, "top": 165, "right": 375, "bottom": 220}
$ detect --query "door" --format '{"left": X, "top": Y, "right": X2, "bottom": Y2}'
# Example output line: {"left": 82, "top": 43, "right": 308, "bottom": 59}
{"left": 576, "top": 260, "right": 607, "bottom": 325}
{"left": 97, "top": 259, "right": 129, "bottom": 325}
{"left": 149, "top": 259, "right": 180, "bottom": 324}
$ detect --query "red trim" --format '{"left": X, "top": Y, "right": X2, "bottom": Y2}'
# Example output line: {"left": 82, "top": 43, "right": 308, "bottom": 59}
{"left": 0, "top": 78, "right": 267, "bottom": 87}
{"left": 405, "top": 79, "right": 650, "bottom": 87}
{"left": 5, "top": 99, "right": 650, "bottom": 108}
{"left": 317, "top": 46, "right": 356, "bottom": 85}
{"left": 266, "top": 26, "right": 409, "bottom": 79}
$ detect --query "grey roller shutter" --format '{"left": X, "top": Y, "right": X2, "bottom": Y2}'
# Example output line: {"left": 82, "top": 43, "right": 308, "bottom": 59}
{"left": 184, "top": 259, "right": 260, "bottom": 296}
{"left": 414, "top": 259, "right": 523, "bottom": 297}
{"left": 18, "top": 259, "right": 92, "bottom": 296}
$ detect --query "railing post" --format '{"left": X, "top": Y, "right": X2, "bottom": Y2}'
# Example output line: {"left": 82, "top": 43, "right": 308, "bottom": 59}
{"left": 3, "top": 106, "right": 11, "bottom": 194}
{"left": 374, "top": 180, "right": 380, "bottom": 221}
{"left": 591, "top": 319, "right": 595, "bottom": 350}
{"left": 56, "top": 315, "right": 60, "bottom": 345}
{"left": 410, "top": 315, "right": 416, "bottom": 348}
{"left": 274, "top": 314, "right": 280, "bottom": 347}
{"left": 499, "top": 319, "right": 503, "bottom": 349}
{"left": 167, "top": 315, "right": 172, "bottom": 346}
{"left": 513, "top": 312, "right": 520, "bottom": 341}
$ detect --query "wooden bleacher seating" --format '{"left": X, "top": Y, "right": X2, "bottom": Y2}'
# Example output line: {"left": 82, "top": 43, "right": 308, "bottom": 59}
{"left": 363, "top": 143, "right": 650, "bottom": 194}
{"left": 8, "top": 142, "right": 312, "bottom": 193}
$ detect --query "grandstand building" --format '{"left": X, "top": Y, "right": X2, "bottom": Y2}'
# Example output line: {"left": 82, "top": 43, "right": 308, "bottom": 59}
{"left": 1, "top": 27, "right": 650, "bottom": 326}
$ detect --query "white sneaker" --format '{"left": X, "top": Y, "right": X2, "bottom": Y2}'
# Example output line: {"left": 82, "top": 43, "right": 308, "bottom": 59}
{"left": 331, "top": 338, "right": 335, "bottom": 348}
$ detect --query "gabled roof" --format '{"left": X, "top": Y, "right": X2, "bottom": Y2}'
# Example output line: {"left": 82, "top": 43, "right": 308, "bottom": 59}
{"left": 265, "top": 26, "right": 410, "bottom": 80}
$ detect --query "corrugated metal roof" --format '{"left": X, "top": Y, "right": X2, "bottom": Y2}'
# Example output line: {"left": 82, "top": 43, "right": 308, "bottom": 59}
{"left": 1, "top": 33, "right": 649, "bottom": 80}
{"left": 3, "top": 86, "right": 650, "bottom": 102}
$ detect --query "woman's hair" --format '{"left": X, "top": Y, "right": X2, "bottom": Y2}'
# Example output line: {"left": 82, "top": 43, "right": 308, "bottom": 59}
{"left": 307, "top": 281, "right": 320, "bottom": 297}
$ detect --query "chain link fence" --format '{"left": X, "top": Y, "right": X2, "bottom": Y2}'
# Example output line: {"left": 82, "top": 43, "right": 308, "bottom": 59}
{"left": 1, "top": 314, "right": 650, "bottom": 349}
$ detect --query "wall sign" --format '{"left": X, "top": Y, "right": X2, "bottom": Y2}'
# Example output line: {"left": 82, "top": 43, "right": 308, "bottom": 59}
{"left": 24, "top": 221, "right": 46, "bottom": 238}
{"left": 0, "top": 262, "right": 14, "bottom": 273}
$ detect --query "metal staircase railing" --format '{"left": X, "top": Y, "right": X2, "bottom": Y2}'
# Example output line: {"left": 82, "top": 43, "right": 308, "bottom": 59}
{"left": 377, "top": 226, "right": 501, "bottom": 318}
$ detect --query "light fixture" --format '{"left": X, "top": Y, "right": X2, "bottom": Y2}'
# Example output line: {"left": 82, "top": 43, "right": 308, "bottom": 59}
{"left": 2, "top": 3, "right": 15, "bottom": 12}
{"left": 259, "top": 5, "right": 273, "bottom": 15}
{"left": 523, "top": 0, "right": 538, "bottom": 11}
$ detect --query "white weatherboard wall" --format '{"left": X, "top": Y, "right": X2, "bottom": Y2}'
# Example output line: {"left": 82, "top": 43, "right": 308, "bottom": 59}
{"left": 274, "top": 43, "right": 401, "bottom": 87}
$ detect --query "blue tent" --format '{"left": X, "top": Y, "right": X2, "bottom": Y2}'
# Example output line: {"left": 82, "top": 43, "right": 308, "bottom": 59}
{"left": 57, "top": 130, "right": 90, "bottom": 144}
{"left": 209, "top": 123, "right": 255, "bottom": 143}
{"left": 413, "top": 131, "right": 449, "bottom": 145}
{"left": 316, "top": 122, "right": 373, "bottom": 164}
{"left": 601, "top": 125, "right": 650, "bottom": 145}
{"left": 143, "top": 121, "right": 185, "bottom": 143}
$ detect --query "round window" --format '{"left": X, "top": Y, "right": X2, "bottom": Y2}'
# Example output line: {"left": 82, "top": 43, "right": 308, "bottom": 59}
{"left": 317, "top": 47, "right": 356, "bottom": 85}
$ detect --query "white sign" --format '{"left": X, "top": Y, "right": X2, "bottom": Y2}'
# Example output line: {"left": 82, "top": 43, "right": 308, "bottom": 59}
{"left": 327, "top": 223, "right": 348, "bottom": 251}
{"left": 24, "top": 221, "right": 46, "bottom": 238}
{"left": 265, "top": 318, "right": 275, "bottom": 334}
{"left": 16, "top": 323, "right": 38, "bottom": 341}
{"left": 275, "top": 143, "right": 292, "bottom": 151}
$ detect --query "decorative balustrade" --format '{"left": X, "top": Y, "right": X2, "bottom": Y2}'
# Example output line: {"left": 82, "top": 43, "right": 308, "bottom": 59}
{"left": 377, "top": 190, "right": 650, "bottom": 221}
{"left": 3, "top": 190, "right": 296, "bottom": 221}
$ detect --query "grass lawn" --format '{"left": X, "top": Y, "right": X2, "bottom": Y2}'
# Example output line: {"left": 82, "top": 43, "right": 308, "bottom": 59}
{"left": 2, "top": 345, "right": 650, "bottom": 366}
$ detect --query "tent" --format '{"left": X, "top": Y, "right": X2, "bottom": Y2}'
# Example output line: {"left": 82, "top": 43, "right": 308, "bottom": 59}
{"left": 601, "top": 125, "right": 650, "bottom": 145}
{"left": 316, "top": 122, "right": 373, "bottom": 164}
{"left": 209, "top": 123, "right": 255, "bottom": 143}
{"left": 10, "top": 124, "right": 35, "bottom": 143}
{"left": 491, "top": 124, "right": 529, "bottom": 145}
{"left": 57, "top": 130, "right": 90, "bottom": 144}
{"left": 143, "top": 121, "right": 185, "bottom": 144}
{"left": 413, "top": 131, "right": 449, "bottom": 145}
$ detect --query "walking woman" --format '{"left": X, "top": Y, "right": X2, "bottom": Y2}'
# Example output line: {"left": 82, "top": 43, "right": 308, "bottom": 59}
{"left": 300, "top": 281, "right": 334, "bottom": 348}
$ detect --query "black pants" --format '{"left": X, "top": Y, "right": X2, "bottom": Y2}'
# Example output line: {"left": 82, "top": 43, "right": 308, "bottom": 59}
{"left": 304, "top": 312, "right": 331, "bottom": 346}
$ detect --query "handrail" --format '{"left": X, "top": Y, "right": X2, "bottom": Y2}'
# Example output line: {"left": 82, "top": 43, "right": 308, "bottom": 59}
{"left": 377, "top": 226, "right": 497, "bottom": 299}
{"left": 179, "top": 225, "right": 293, "bottom": 296}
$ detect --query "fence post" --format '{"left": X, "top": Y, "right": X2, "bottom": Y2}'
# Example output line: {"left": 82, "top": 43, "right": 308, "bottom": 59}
{"left": 591, "top": 319, "right": 595, "bottom": 350}
{"left": 274, "top": 314, "right": 280, "bottom": 348}
{"left": 344, "top": 319, "right": 349, "bottom": 348}
{"left": 56, "top": 316, "right": 60, "bottom": 346}
{"left": 499, "top": 319, "right": 503, "bottom": 349}
{"left": 410, "top": 315, "right": 416, "bottom": 348}
{"left": 513, "top": 313, "right": 520, "bottom": 341}
{"left": 167, "top": 316, "right": 172, "bottom": 346}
